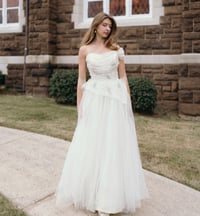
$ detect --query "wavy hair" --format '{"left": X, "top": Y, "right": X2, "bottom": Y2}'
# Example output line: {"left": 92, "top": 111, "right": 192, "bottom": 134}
{"left": 81, "top": 12, "right": 118, "bottom": 50}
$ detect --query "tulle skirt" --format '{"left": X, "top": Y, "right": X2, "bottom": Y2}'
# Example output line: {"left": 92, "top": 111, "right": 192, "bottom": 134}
{"left": 56, "top": 78, "right": 148, "bottom": 214}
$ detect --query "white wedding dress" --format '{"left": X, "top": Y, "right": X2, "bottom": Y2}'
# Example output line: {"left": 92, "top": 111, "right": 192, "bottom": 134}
{"left": 56, "top": 48, "right": 148, "bottom": 214}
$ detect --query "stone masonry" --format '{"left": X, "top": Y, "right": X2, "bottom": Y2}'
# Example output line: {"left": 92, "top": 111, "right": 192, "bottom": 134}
{"left": 1, "top": 0, "right": 200, "bottom": 115}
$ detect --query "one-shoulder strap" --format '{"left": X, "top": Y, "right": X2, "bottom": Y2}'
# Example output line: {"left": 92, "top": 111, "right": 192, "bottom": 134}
{"left": 118, "top": 47, "right": 125, "bottom": 61}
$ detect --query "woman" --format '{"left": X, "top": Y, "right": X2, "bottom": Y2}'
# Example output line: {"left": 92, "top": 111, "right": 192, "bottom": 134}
{"left": 56, "top": 12, "right": 148, "bottom": 216}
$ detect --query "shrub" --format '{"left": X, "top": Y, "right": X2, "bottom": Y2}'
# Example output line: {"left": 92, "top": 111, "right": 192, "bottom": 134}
{"left": 128, "top": 77, "right": 157, "bottom": 114}
{"left": 49, "top": 69, "right": 78, "bottom": 105}
{"left": 0, "top": 71, "right": 4, "bottom": 85}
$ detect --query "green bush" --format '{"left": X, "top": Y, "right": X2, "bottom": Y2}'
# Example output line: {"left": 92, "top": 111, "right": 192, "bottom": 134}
{"left": 49, "top": 70, "right": 157, "bottom": 113}
{"left": 0, "top": 71, "right": 4, "bottom": 85}
{"left": 128, "top": 77, "right": 157, "bottom": 114}
{"left": 49, "top": 69, "right": 78, "bottom": 105}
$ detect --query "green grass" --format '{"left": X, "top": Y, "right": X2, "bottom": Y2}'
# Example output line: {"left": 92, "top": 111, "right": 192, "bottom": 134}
{"left": 0, "top": 193, "right": 26, "bottom": 216}
{"left": 0, "top": 94, "right": 77, "bottom": 140}
{"left": 136, "top": 114, "right": 200, "bottom": 190}
{"left": 0, "top": 94, "right": 200, "bottom": 215}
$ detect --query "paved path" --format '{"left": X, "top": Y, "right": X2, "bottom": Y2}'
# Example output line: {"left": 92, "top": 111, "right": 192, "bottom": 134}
{"left": 0, "top": 126, "right": 199, "bottom": 216}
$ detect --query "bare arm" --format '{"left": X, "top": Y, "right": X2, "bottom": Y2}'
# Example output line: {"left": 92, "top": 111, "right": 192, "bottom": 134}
{"left": 118, "top": 54, "right": 133, "bottom": 116}
{"left": 118, "top": 59, "right": 130, "bottom": 95}
{"left": 77, "top": 46, "right": 87, "bottom": 111}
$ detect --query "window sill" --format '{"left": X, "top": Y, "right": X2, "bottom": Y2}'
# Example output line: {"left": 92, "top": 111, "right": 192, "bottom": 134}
{"left": 0, "top": 24, "right": 24, "bottom": 33}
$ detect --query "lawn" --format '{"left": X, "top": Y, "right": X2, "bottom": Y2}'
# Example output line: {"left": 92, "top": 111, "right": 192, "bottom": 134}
{"left": 0, "top": 193, "right": 26, "bottom": 216}
{"left": 0, "top": 94, "right": 200, "bottom": 214}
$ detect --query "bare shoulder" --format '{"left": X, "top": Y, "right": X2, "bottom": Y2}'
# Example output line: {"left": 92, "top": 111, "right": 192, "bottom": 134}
{"left": 79, "top": 45, "right": 91, "bottom": 56}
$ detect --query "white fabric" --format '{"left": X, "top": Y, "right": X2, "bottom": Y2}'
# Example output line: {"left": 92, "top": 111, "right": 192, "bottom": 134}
{"left": 56, "top": 48, "right": 149, "bottom": 214}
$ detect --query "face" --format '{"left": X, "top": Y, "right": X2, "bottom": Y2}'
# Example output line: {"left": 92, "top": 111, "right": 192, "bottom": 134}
{"left": 96, "top": 18, "right": 112, "bottom": 39}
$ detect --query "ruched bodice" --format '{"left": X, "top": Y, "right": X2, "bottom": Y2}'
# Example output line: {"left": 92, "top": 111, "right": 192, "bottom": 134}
{"left": 86, "top": 48, "right": 124, "bottom": 80}
{"left": 82, "top": 48, "right": 128, "bottom": 104}
{"left": 86, "top": 51, "right": 119, "bottom": 80}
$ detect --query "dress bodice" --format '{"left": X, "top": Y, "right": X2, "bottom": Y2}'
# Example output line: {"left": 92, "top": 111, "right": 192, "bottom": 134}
{"left": 82, "top": 48, "right": 128, "bottom": 104}
{"left": 86, "top": 48, "right": 124, "bottom": 80}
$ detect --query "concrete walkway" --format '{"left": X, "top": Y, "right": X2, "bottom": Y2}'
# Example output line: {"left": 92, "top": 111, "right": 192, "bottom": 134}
{"left": 0, "top": 126, "right": 199, "bottom": 216}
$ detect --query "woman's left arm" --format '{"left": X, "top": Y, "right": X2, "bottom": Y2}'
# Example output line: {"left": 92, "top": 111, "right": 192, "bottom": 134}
{"left": 118, "top": 59, "right": 130, "bottom": 95}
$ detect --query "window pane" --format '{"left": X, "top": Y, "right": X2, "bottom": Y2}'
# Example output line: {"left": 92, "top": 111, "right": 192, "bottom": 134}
{"left": 132, "top": 0, "right": 149, "bottom": 14}
{"left": 7, "top": 9, "right": 18, "bottom": 23}
{"left": 88, "top": 1, "right": 103, "bottom": 18}
{"left": 0, "top": 0, "right": 2, "bottom": 8}
{"left": 7, "top": 0, "right": 19, "bottom": 7}
{"left": 110, "top": 0, "right": 125, "bottom": 16}
{"left": 0, "top": 10, "right": 2, "bottom": 23}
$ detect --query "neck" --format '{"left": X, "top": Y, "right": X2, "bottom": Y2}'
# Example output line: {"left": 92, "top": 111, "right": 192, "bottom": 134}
{"left": 94, "top": 35, "right": 105, "bottom": 45}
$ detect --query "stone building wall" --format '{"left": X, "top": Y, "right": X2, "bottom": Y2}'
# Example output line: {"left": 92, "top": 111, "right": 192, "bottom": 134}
{"left": 1, "top": 0, "right": 200, "bottom": 115}
{"left": 5, "top": 0, "right": 56, "bottom": 94}
{"left": 178, "top": 0, "right": 200, "bottom": 115}
{"left": 6, "top": 63, "right": 51, "bottom": 96}
{"left": 55, "top": 0, "right": 85, "bottom": 55}
{"left": 28, "top": 0, "right": 58, "bottom": 55}
{"left": 179, "top": 64, "right": 200, "bottom": 116}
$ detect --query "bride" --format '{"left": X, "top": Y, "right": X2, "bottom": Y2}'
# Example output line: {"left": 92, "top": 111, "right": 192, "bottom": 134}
{"left": 56, "top": 12, "right": 148, "bottom": 216}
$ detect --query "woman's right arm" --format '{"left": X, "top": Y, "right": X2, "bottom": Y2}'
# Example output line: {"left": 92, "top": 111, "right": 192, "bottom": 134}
{"left": 77, "top": 46, "right": 87, "bottom": 112}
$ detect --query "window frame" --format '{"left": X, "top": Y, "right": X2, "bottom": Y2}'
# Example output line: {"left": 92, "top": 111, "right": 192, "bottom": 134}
{"left": 85, "top": 0, "right": 151, "bottom": 19}
{"left": 0, "top": 0, "right": 25, "bottom": 33}
{"left": 72, "top": 0, "right": 164, "bottom": 29}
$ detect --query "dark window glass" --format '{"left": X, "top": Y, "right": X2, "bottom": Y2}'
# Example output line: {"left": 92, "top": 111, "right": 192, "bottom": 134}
{"left": 110, "top": 0, "right": 125, "bottom": 16}
{"left": 0, "top": 10, "right": 2, "bottom": 23}
{"left": 132, "top": 0, "right": 149, "bottom": 15}
{"left": 7, "top": 0, "right": 19, "bottom": 7}
{"left": 88, "top": 1, "right": 103, "bottom": 18}
{"left": 7, "top": 8, "right": 18, "bottom": 23}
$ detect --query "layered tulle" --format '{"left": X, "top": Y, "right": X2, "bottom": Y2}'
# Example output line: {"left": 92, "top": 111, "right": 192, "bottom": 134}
{"left": 56, "top": 78, "right": 148, "bottom": 214}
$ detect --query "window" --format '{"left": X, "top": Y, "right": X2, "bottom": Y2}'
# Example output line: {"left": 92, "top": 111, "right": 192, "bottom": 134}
{"left": 87, "top": 0, "right": 103, "bottom": 18}
{"left": 72, "top": 0, "right": 164, "bottom": 28}
{"left": 87, "top": 0, "right": 149, "bottom": 18}
{"left": 0, "top": 0, "right": 19, "bottom": 24}
{"left": 0, "top": 0, "right": 24, "bottom": 33}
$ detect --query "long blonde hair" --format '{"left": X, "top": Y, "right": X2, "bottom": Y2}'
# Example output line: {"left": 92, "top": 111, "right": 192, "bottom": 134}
{"left": 81, "top": 12, "right": 118, "bottom": 50}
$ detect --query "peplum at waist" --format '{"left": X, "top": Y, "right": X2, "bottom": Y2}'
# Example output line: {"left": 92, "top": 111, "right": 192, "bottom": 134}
{"left": 82, "top": 78, "right": 129, "bottom": 104}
